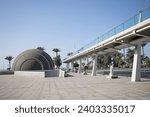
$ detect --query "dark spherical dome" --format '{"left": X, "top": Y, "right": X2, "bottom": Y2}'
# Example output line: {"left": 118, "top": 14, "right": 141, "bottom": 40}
{"left": 12, "top": 49, "right": 54, "bottom": 71}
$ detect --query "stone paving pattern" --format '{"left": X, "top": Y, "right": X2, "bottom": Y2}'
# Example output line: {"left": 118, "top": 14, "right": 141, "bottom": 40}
{"left": 0, "top": 73, "right": 150, "bottom": 100}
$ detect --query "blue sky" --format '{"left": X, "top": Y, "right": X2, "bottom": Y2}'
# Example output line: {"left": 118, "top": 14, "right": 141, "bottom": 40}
{"left": 0, "top": 0, "right": 150, "bottom": 69}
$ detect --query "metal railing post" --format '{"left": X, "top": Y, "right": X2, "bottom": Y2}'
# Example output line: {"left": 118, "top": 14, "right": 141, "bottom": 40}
{"left": 138, "top": 11, "right": 142, "bottom": 23}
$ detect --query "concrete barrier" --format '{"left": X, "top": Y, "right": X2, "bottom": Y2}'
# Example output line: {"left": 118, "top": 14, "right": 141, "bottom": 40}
{"left": 14, "top": 71, "right": 45, "bottom": 77}
{"left": 14, "top": 69, "right": 66, "bottom": 78}
{"left": 0, "top": 70, "right": 14, "bottom": 75}
{"left": 59, "top": 69, "right": 66, "bottom": 77}
{"left": 45, "top": 70, "right": 59, "bottom": 77}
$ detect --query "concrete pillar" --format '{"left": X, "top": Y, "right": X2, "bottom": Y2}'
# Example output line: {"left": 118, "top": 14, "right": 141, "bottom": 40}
{"left": 86, "top": 57, "right": 89, "bottom": 65}
{"left": 78, "top": 59, "right": 82, "bottom": 74}
{"left": 131, "top": 44, "right": 141, "bottom": 82}
{"left": 71, "top": 62, "right": 74, "bottom": 72}
{"left": 91, "top": 54, "right": 97, "bottom": 76}
{"left": 66, "top": 63, "right": 69, "bottom": 72}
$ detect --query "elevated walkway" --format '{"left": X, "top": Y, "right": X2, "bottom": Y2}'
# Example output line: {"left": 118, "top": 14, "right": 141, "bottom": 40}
{"left": 64, "top": 7, "right": 150, "bottom": 82}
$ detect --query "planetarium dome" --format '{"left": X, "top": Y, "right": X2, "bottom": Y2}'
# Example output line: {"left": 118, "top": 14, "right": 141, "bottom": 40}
{"left": 12, "top": 49, "right": 54, "bottom": 71}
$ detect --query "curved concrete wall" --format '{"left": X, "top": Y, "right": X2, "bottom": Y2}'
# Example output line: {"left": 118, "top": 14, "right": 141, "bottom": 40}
{"left": 12, "top": 49, "right": 54, "bottom": 71}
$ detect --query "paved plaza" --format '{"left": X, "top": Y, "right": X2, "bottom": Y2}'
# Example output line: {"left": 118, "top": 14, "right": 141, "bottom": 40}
{"left": 0, "top": 73, "right": 150, "bottom": 100}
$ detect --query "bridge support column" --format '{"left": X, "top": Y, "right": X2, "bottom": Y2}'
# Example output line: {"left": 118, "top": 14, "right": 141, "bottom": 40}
{"left": 131, "top": 44, "right": 141, "bottom": 82}
{"left": 66, "top": 63, "right": 69, "bottom": 72}
{"left": 92, "top": 54, "right": 97, "bottom": 76}
{"left": 71, "top": 62, "right": 74, "bottom": 72}
{"left": 78, "top": 59, "right": 82, "bottom": 74}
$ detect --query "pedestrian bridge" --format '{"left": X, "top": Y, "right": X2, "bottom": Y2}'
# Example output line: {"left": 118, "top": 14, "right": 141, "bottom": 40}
{"left": 64, "top": 7, "right": 150, "bottom": 82}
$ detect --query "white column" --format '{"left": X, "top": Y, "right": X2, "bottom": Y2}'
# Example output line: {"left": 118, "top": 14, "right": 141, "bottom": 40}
{"left": 91, "top": 54, "right": 97, "bottom": 76}
{"left": 86, "top": 57, "right": 89, "bottom": 65}
{"left": 131, "top": 44, "right": 141, "bottom": 82}
{"left": 78, "top": 59, "right": 82, "bottom": 73}
{"left": 66, "top": 63, "right": 69, "bottom": 72}
{"left": 71, "top": 62, "right": 74, "bottom": 72}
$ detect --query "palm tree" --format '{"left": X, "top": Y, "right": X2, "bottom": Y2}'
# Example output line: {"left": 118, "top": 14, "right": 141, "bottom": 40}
{"left": 103, "top": 54, "right": 111, "bottom": 68}
{"left": 53, "top": 55, "right": 62, "bottom": 69}
{"left": 37, "top": 47, "right": 45, "bottom": 51}
{"left": 52, "top": 48, "right": 60, "bottom": 57}
{"left": 73, "top": 62, "right": 79, "bottom": 73}
{"left": 5, "top": 56, "right": 13, "bottom": 70}
{"left": 52, "top": 48, "right": 61, "bottom": 69}
{"left": 97, "top": 55, "right": 104, "bottom": 69}
{"left": 144, "top": 56, "right": 150, "bottom": 67}
{"left": 126, "top": 48, "right": 135, "bottom": 68}
{"left": 112, "top": 52, "right": 125, "bottom": 68}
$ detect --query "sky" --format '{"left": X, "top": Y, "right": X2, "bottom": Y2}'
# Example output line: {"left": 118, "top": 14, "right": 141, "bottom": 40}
{"left": 0, "top": 0, "right": 150, "bottom": 69}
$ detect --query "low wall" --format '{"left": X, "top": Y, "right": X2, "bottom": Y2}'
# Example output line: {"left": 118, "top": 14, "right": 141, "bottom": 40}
{"left": 14, "top": 71, "right": 45, "bottom": 77}
{"left": 87, "top": 69, "right": 150, "bottom": 78}
{"left": 0, "top": 70, "right": 14, "bottom": 75}
{"left": 45, "top": 70, "right": 59, "bottom": 77}
{"left": 14, "top": 69, "right": 66, "bottom": 78}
